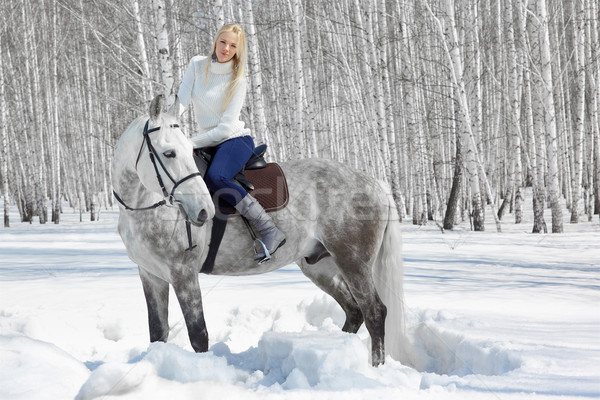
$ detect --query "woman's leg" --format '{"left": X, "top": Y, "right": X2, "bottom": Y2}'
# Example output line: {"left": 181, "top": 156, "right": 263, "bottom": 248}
{"left": 204, "top": 136, "right": 254, "bottom": 206}
{"left": 205, "top": 135, "right": 285, "bottom": 262}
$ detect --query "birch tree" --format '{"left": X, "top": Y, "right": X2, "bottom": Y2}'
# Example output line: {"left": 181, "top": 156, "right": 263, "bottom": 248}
{"left": 134, "top": 0, "right": 153, "bottom": 102}
{"left": 377, "top": 0, "right": 402, "bottom": 207}
{"left": 588, "top": 0, "right": 600, "bottom": 221}
{"left": 153, "top": 0, "right": 175, "bottom": 100}
{"left": 244, "top": 0, "right": 269, "bottom": 146}
{"left": 291, "top": 0, "right": 306, "bottom": 158}
{"left": 502, "top": 0, "right": 524, "bottom": 224}
{"left": 533, "top": 0, "right": 564, "bottom": 233}
{"left": 0, "top": 32, "right": 8, "bottom": 227}
{"left": 21, "top": 0, "right": 47, "bottom": 224}
{"left": 570, "top": 0, "right": 586, "bottom": 223}
{"left": 50, "top": 0, "right": 61, "bottom": 223}
{"left": 79, "top": 0, "right": 98, "bottom": 221}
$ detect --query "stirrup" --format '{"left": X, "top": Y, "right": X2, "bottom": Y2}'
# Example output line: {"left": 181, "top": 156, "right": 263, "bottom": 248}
{"left": 253, "top": 239, "right": 271, "bottom": 264}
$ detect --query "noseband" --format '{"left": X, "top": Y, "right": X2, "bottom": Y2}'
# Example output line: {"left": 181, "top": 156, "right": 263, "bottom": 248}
{"left": 113, "top": 119, "right": 203, "bottom": 212}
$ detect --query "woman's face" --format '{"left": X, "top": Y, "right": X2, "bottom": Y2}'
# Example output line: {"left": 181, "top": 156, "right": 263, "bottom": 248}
{"left": 215, "top": 31, "right": 238, "bottom": 63}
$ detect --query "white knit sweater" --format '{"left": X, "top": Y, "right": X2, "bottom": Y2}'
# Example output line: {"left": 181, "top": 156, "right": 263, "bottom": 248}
{"left": 176, "top": 56, "right": 250, "bottom": 148}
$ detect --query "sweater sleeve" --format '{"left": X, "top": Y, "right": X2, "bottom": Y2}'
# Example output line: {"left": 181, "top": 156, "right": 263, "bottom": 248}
{"left": 175, "top": 56, "right": 203, "bottom": 116}
{"left": 189, "top": 78, "right": 248, "bottom": 149}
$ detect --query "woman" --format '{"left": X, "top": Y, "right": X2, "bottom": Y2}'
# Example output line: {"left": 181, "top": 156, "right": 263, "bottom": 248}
{"left": 175, "top": 23, "right": 285, "bottom": 262}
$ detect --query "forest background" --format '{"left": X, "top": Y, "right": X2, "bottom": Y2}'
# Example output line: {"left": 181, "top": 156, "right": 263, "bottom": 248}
{"left": 0, "top": 0, "right": 599, "bottom": 234}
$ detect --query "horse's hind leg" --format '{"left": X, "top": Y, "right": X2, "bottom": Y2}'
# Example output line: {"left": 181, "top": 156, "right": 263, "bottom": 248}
{"left": 298, "top": 257, "right": 364, "bottom": 333}
{"left": 139, "top": 268, "right": 170, "bottom": 343}
{"left": 172, "top": 271, "right": 209, "bottom": 353}
{"left": 339, "top": 263, "right": 386, "bottom": 366}
{"left": 324, "top": 240, "right": 387, "bottom": 366}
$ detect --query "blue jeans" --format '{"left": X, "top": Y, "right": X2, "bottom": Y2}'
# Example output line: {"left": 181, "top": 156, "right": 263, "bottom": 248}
{"left": 204, "top": 135, "right": 255, "bottom": 206}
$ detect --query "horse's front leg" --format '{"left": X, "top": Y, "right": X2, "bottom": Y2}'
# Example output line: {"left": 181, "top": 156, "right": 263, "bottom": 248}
{"left": 172, "top": 270, "right": 209, "bottom": 353}
{"left": 139, "top": 267, "right": 170, "bottom": 343}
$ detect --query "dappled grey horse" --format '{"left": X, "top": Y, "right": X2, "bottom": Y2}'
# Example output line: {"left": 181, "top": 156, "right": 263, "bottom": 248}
{"left": 112, "top": 95, "right": 405, "bottom": 366}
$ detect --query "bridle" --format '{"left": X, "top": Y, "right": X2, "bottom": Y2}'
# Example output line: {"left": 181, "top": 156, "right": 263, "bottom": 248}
{"left": 113, "top": 119, "right": 203, "bottom": 214}
{"left": 113, "top": 119, "right": 205, "bottom": 251}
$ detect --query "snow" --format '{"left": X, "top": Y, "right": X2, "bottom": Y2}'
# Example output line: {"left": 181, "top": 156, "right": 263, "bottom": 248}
{"left": 0, "top": 198, "right": 599, "bottom": 399}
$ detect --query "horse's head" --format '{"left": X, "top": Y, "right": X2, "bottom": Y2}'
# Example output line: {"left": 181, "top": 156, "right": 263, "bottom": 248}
{"left": 133, "top": 94, "right": 215, "bottom": 226}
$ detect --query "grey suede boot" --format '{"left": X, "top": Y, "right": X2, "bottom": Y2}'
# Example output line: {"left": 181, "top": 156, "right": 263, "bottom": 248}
{"left": 235, "top": 194, "right": 286, "bottom": 262}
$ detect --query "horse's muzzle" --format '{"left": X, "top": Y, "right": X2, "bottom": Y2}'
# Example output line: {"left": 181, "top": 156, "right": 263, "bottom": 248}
{"left": 195, "top": 209, "right": 208, "bottom": 226}
{"left": 177, "top": 203, "right": 208, "bottom": 227}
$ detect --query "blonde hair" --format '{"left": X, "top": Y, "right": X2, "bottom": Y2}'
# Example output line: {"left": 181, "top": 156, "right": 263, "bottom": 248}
{"left": 205, "top": 24, "right": 247, "bottom": 111}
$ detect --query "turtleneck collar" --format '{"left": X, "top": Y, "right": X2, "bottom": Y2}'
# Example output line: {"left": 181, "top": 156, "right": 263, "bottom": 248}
{"left": 209, "top": 58, "right": 234, "bottom": 75}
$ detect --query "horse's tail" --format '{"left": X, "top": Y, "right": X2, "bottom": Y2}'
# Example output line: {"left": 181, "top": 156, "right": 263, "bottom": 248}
{"left": 372, "top": 181, "right": 406, "bottom": 362}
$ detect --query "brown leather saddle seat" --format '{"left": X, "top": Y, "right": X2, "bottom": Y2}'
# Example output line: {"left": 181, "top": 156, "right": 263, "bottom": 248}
{"left": 193, "top": 144, "right": 289, "bottom": 215}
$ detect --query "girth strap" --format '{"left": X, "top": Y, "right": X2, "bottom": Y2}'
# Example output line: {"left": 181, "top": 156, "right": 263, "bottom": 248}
{"left": 200, "top": 216, "right": 228, "bottom": 274}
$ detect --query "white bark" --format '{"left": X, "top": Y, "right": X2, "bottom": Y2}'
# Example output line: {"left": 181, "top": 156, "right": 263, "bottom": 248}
{"left": 588, "top": 0, "right": 600, "bottom": 223}
{"left": 22, "top": 0, "right": 47, "bottom": 224}
{"left": 0, "top": 32, "right": 8, "bottom": 228}
{"left": 570, "top": 0, "right": 586, "bottom": 223}
{"left": 214, "top": 0, "right": 225, "bottom": 27}
{"left": 134, "top": 0, "right": 153, "bottom": 102}
{"left": 291, "top": 0, "right": 305, "bottom": 158}
{"left": 377, "top": 0, "right": 401, "bottom": 208}
{"left": 244, "top": 0, "right": 269, "bottom": 146}
{"left": 80, "top": 0, "right": 97, "bottom": 221}
{"left": 505, "top": 0, "right": 524, "bottom": 223}
{"left": 365, "top": 1, "right": 390, "bottom": 178}
{"left": 51, "top": 0, "right": 61, "bottom": 223}
{"left": 301, "top": 8, "right": 317, "bottom": 158}
{"left": 534, "top": 0, "right": 563, "bottom": 232}
{"left": 153, "top": 0, "right": 175, "bottom": 100}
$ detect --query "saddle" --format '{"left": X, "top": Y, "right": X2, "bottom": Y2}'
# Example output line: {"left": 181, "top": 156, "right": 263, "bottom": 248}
{"left": 193, "top": 144, "right": 289, "bottom": 215}
{"left": 193, "top": 144, "right": 289, "bottom": 274}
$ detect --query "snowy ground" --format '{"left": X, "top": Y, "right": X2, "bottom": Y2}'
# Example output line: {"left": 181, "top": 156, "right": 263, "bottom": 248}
{"left": 0, "top": 197, "right": 599, "bottom": 399}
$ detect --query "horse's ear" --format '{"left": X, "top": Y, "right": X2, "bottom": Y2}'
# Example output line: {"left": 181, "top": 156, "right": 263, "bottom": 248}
{"left": 149, "top": 94, "right": 165, "bottom": 122}
{"left": 168, "top": 95, "right": 181, "bottom": 119}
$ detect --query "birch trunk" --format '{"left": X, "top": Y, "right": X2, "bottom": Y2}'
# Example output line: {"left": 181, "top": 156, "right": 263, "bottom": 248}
{"left": 378, "top": 0, "right": 401, "bottom": 208}
{"left": 519, "top": 0, "right": 546, "bottom": 232}
{"left": 570, "top": 0, "right": 586, "bottom": 223}
{"left": 22, "top": 0, "right": 47, "bottom": 224}
{"left": 80, "top": 0, "right": 97, "bottom": 221}
{"left": 291, "top": 0, "right": 305, "bottom": 158}
{"left": 99, "top": 53, "right": 110, "bottom": 210}
{"left": 444, "top": 119, "right": 463, "bottom": 230}
{"left": 51, "top": 0, "right": 61, "bottom": 223}
{"left": 153, "top": 0, "right": 175, "bottom": 100}
{"left": 504, "top": 0, "right": 524, "bottom": 224}
{"left": 0, "top": 33, "right": 8, "bottom": 227}
{"left": 134, "top": 0, "right": 153, "bottom": 102}
{"left": 588, "top": 0, "right": 600, "bottom": 220}
{"left": 534, "top": 0, "right": 563, "bottom": 233}
{"left": 365, "top": 1, "right": 390, "bottom": 180}
{"left": 5, "top": 49, "right": 33, "bottom": 223}
{"left": 301, "top": 4, "right": 317, "bottom": 158}
{"left": 244, "top": 0, "right": 269, "bottom": 146}
{"left": 527, "top": 64, "right": 548, "bottom": 233}
{"left": 214, "top": 0, "right": 225, "bottom": 27}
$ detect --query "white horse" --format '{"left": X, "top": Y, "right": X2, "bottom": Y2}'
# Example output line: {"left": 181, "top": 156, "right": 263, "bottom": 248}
{"left": 112, "top": 95, "right": 405, "bottom": 366}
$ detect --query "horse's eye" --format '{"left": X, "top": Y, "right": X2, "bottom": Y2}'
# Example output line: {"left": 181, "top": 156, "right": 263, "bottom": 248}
{"left": 163, "top": 150, "right": 176, "bottom": 158}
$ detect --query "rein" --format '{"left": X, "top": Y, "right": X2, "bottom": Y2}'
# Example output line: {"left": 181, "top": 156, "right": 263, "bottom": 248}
{"left": 113, "top": 119, "right": 204, "bottom": 251}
